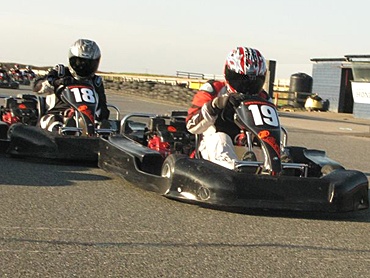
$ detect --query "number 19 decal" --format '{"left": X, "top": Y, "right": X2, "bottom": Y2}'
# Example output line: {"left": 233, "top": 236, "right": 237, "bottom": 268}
{"left": 70, "top": 87, "right": 96, "bottom": 103}
{"left": 248, "top": 104, "right": 279, "bottom": 127}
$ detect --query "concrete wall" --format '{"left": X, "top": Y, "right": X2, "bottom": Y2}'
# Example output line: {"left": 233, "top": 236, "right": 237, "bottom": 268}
{"left": 353, "top": 103, "right": 370, "bottom": 119}
{"left": 104, "top": 79, "right": 196, "bottom": 106}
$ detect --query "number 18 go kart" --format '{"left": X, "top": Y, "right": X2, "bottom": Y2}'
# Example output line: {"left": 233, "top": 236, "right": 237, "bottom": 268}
{"left": 1, "top": 83, "right": 120, "bottom": 162}
{"left": 98, "top": 95, "right": 369, "bottom": 213}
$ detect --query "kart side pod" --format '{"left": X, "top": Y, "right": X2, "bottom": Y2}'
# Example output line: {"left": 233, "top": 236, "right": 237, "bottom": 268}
{"left": 161, "top": 154, "right": 369, "bottom": 212}
{"left": 98, "top": 134, "right": 369, "bottom": 212}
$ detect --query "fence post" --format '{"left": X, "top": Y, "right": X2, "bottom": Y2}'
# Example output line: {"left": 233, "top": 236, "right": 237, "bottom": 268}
{"left": 274, "top": 93, "right": 279, "bottom": 107}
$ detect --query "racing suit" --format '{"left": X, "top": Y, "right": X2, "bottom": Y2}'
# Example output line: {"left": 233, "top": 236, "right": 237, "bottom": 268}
{"left": 186, "top": 80, "right": 270, "bottom": 170}
{"left": 39, "top": 64, "right": 110, "bottom": 132}
{"left": 186, "top": 80, "right": 240, "bottom": 169}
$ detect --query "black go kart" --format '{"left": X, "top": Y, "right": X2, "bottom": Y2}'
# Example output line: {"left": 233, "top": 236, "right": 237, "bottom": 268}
{"left": 0, "top": 94, "right": 40, "bottom": 151}
{"left": 0, "top": 69, "right": 19, "bottom": 89}
{"left": 98, "top": 95, "right": 369, "bottom": 213}
{"left": 0, "top": 83, "right": 120, "bottom": 162}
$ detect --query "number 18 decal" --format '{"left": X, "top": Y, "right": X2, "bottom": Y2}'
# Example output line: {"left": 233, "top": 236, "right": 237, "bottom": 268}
{"left": 248, "top": 104, "right": 279, "bottom": 127}
{"left": 70, "top": 87, "right": 96, "bottom": 103}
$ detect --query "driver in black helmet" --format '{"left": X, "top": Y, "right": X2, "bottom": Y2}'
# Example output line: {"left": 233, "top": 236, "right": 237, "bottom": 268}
{"left": 39, "top": 39, "right": 110, "bottom": 132}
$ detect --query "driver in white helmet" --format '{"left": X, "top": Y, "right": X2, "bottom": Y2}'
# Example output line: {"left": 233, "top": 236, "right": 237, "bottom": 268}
{"left": 186, "top": 46, "right": 270, "bottom": 170}
{"left": 39, "top": 39, "right": 110, "bottom": 132}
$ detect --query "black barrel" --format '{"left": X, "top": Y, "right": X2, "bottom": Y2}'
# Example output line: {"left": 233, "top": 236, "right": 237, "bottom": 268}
{"left": 289, "top": 73, "right": 313, "bottom": 107}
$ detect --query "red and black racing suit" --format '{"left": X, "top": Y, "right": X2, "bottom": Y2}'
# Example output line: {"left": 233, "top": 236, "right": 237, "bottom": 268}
{"left": 186, "top": 80, "right": 240, "bottom": 139}
{"left": 186, "top": 79, "right": 272, "bottom": 169}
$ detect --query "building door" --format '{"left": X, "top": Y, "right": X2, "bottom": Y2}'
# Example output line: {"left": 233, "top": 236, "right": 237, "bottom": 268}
{"left": 338, "top": 68, "right": 354, "bottom": 113}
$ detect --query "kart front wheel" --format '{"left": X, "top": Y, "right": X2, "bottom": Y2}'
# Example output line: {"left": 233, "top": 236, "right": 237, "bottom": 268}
{"left": 162, "top": 161, "right": 173, "bottom": 179}
{"left": 161, "top": 154, "right": 186, "bottom": 195}
{"left": 161, "top": 154, "right": 177, "bottom": 178}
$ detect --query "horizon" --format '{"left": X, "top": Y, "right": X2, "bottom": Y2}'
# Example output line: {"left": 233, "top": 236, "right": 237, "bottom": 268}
{"left": 2, "top": 0, "right": 369, "bottom": 80}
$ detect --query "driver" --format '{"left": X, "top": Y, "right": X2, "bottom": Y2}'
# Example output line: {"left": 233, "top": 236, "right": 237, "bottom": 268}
{"left": 39, "top": 39, "right": 110, "bottom": 132}
{"left": 186, "top": 46, "right": 269, "bottom": 170}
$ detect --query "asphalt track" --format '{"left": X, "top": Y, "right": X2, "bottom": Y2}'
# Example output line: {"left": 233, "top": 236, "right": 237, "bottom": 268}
{"left": 0, "top": 85, "right": 370, "bottom": 277}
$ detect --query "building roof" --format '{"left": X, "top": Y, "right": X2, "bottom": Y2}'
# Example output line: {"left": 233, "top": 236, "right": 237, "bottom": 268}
{"left": 310, "top": 58, "right": 346, "bottom": 62}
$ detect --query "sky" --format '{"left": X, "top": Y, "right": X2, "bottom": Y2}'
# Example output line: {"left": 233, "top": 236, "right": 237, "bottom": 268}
{"left": 2, "top": 0, "right": 370, "bottom": 80}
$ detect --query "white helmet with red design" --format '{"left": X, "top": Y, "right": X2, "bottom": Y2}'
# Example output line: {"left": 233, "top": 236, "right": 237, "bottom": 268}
{"left": 224, "top": 46, "right": 267, "bottom": 95}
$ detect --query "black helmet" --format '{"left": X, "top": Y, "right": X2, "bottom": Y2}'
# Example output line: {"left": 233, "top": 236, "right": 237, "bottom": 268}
{"left": 68, "top": 39, "right": 101, "bottom": 79}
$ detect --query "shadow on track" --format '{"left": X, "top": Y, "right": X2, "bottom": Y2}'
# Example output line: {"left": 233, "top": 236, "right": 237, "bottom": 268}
{"left": 0, "top": 154, "right": 111, "bottom": 187}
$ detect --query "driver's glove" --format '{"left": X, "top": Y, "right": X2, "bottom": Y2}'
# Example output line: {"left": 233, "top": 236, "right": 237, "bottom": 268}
{"left": 227, "top": 93, "right": 245, "bottom": 108}
{"left": 221, "top": 93, "right": 246, "bottom": 122}
{"left": 54, "top": 77, "right": 74, "bottom": 97}
{"left": 206, "top": 95, "right": 229, "bottom": 116}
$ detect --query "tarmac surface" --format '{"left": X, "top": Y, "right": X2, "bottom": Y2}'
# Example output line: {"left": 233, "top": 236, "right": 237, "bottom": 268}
{"left": 1, "top": 87, "right": 370, "bottom": 277}
{"left": 278, "top": 110, "right": 370, "bottom": 138}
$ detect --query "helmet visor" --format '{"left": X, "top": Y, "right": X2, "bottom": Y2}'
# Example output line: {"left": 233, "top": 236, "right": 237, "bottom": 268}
{"left": 225, "top": 67, "right": 265, "bottom": 95}
{"left": 70, "top": 57, "right": 100, "bottom": 78}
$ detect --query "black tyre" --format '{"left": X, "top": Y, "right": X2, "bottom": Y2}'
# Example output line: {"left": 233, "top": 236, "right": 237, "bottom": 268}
{"left": 161, "top": 154, "right": 178, "bottom": 178}
{"left": 0, "top": 122, "right": 9, "bottom": 139}
{"left": 10, "top": 82, "right": 19, "bottom": 89}
{"left": 161, "top": 154, "right": 186, "bottom": 195}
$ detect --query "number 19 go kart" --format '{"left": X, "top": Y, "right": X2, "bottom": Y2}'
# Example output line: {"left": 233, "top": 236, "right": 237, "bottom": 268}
{"left": 98, "top": 95, "right": 369, "bottom": 213}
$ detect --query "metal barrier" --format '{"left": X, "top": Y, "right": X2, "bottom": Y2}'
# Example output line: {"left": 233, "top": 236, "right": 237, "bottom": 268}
{"left": 176, "top": 71, "right": 204, "bottom": 79}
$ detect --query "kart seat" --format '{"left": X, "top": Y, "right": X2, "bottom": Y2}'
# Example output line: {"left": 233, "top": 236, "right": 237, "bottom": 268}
{"left": 168, "top": 120, "right": 188, "bottom": 141}
{"left": 124, "top": 120, "right": 148, "bottom": 145}
{"left": 4, "top": 95, "right": 39, "bottom": 125}
{"left": 155, "top": 120, "right": 189, "bottom": 143}
{"left": 155, "top": 119, "right": 195, "bottom": 155}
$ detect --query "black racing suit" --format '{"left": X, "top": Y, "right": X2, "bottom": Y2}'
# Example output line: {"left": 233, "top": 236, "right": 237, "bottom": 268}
{"left": 46, "top": 64, "right": 110, "bottom": 121}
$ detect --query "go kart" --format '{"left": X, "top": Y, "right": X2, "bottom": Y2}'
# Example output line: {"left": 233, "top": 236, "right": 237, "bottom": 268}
{"left": 0, "top": 69, "right": 19, "bottom": 89}
{"left": 98, "top": 95, "right": 369, "bottom": 213}
{"left": 10, "top": 70, "right": 31, "bottom": 86}
{"left": 1, "top": 83, "right": 120, "bottom": 162}
{"left": 0, "top": 93, "right": 41, "bottom": 152}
